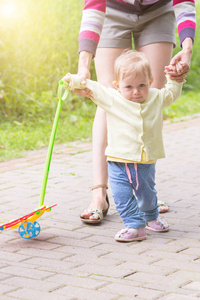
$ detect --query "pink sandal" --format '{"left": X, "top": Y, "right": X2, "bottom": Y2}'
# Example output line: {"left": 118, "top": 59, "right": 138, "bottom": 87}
{"left": 115, "top": 228, "right": 146, "bottom": 242}
{"left": 146, "top": 217, "right": 169, "bottom": 232}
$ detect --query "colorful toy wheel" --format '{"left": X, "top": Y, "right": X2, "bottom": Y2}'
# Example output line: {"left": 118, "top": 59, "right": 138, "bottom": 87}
{"left": 18, "top": 221, "right": 35, "bottom": 239}
{"left": 33, "top": 221, "right": 40, "bottom": 237}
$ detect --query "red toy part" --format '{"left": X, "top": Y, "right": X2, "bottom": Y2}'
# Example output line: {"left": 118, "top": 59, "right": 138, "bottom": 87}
{"left": 0, "top": 204, "right": 57, "bottom": 231}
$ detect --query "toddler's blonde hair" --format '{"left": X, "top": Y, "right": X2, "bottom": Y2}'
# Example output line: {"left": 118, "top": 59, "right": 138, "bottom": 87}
{"left": 114, "top": 50, "right": 153, "bottom": 82}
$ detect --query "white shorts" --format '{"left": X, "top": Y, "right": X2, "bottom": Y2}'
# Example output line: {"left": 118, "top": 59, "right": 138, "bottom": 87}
{"left": 98, "top": 1, "right": 176, "bottom": 50}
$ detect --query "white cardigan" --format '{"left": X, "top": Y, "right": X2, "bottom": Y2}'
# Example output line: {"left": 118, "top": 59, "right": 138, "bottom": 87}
{"left": 69, "top": 74, "right": 184, "bottom": 162}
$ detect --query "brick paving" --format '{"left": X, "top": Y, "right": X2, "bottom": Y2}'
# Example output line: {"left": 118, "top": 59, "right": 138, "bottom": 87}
{"left": 0, "top": 116, "right": 200, "bottom": 300}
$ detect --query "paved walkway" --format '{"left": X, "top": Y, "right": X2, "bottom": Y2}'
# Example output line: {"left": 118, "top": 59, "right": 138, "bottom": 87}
{"left": 0, "top": 116, "right": 200, "bottom": 300}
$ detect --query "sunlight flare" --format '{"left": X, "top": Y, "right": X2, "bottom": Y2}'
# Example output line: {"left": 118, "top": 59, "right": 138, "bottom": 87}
{"left": 1, "top": 2, "right": 17, "bottom": 18}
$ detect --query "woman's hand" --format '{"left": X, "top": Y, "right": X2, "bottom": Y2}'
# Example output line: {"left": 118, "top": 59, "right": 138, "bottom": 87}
{"left": 165, "top": 38, "right": 193, "bottom": 82}
{"left": 74, "top": 65, "right": 93, "bottom": 98}
{"left": 75, "top": 50, "right": 93, "bottom": 98}
{"left": 62, "top": 51, "right": 93, "bottom": 98}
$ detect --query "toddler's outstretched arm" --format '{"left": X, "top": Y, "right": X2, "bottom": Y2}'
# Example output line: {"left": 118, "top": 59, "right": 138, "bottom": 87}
{"left": 62, "top": 73, "right": 93, "bottom": 99}
{"left": 61, "top": 74, "right": 114, "bottom": 111}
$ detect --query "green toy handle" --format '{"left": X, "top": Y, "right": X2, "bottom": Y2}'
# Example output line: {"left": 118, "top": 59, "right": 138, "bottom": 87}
{"left": 57, "top": 80, "right": 69, "bottom": 100}
{"left": 39, "top": 80, "right": 70, "bottom": 207}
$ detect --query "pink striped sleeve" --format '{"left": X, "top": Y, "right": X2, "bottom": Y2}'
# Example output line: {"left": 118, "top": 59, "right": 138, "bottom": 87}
{"left": 173, "top": 0, "right": 195, "bottom": 4}
{"left": 83, "top": 0, "right": 106, "bottom": 12}
{"left": 177, "top": 20, "right": 196, "bottom": 32}
{"left": 79, "top": 31, "right": 100, "bottom": 44}
{"left": 173, "top": 0, "right": 196, "bottom": 46}
{"left": 78, "top": 0, "right": 106, "bottom": 56}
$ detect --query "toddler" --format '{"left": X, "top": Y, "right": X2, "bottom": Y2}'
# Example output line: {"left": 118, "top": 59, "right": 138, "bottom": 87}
{"left": 64, "top": 50, "right": 184, "bottom": 242}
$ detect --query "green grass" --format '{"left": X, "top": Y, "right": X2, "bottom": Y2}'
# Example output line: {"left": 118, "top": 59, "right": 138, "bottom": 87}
{"left": 0, "top": 117, "right": 94, "bottom": 161}
{"left": 163, "top": 91, "right": 200, "bottom": 120}
{"left": 0, "top": 97, "right": 96, "bottom": 161}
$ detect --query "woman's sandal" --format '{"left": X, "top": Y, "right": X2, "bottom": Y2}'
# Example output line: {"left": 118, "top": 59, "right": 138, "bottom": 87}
{"left": 158, "top": 200, "right": 169, "bottom": 213}
{"left": 80, "top": 185, "right": 110, "bottom": 224}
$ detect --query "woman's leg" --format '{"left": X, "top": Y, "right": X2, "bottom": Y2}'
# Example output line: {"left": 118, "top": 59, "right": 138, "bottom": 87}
{"left": 80, "top": 47, "right": 129, "bottom": 221}
{"left": 137, "top": 42, "right": 173, "bottom": 88}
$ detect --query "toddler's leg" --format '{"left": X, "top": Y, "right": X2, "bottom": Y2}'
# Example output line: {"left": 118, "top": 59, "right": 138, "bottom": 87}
{"left": 108, "top": 162, "right": 146, "bottom": 241}
{"left": 134, "top": 163, "right": 169, "bottom": 232}
{"left": 108, "top": 162, "right": 146, "bottom": 228}
{"left": 134, "top": 163, "right": 158, "bottom": 221}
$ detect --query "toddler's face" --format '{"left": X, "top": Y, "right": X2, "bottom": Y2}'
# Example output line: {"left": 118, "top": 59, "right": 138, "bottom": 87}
{"left": 115, "top": 72, "right": 151, "bottom": 103}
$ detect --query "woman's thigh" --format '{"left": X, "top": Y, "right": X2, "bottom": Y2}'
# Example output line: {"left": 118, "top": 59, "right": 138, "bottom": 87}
{"left": 96, "top": 2, "right": 175, "bottom": 88}
{"left": 134, "top": 3, "right": 176, "bottom": 50}
{"left": 95, "top": 48, "right": 129, "bottom": 86}
{"left": 95, "top": 42, "right": 173, "bottom": 90}
{"left": 138, "top": 42, "right": 174, "bottom": 89}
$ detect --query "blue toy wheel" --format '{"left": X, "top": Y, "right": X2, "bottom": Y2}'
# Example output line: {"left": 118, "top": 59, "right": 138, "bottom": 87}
{"left": 18, "top": 221, "right": 35, "bottom": 239}
{"left": 33, "top": 221, "right": 40, "bottom": 237}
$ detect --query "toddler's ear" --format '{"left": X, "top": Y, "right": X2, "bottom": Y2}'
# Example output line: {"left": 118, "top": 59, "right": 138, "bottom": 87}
{"left": 113, "top": 81, "right": 119, "bottom": 90}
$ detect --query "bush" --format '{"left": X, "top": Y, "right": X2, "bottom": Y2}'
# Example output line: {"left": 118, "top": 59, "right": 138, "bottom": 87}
{"left": 0, "top": 0, "right": 199, "bottom": 121}
{"left": 0, "top": 0, "right": 92, "bottom": 121}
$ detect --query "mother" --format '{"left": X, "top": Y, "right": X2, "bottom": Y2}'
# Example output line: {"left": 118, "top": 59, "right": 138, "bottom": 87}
{"left": 66, "top": 0, "right": 196, "bottom": 223}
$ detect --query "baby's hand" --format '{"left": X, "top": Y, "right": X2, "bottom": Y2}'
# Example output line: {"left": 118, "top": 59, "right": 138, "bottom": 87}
{"left": 164, "top": 64, "right": 176, "bottom": 74}
{"left": 62, "top": 74, "right": 72, "bottom": 88}
{"left": 165, "top": 61, "right": 186, "bottom": 82}
{"left": 61, "top": 73, "right": 93, "bottom": 98}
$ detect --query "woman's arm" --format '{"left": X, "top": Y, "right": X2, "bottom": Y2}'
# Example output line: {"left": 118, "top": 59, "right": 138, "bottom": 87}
{"left": 63, "top": 1, "right": 106, "bottom": 96}
{"left": 63, "top": 50, "right": 93, "bottom": 97}
{"left": 77, "top": 51, "right": 92, "bottom": 82}
{"left": 173, "top": 0, "right": 196, "bottom": 48}
{"left": 166, "top": 0, "right": 196, "bottom": 81}
{"left": 165, "top": 38, "right": 193, "bottom": 81}
{"left": 78, "top": 0, "right": 106, "bottom": 57}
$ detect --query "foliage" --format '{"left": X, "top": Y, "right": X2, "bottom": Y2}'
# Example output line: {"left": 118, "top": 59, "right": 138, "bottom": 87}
{"left": 163, "top": 91, "right": 200, "bottom": 119}
{"left": 0, "top": 99, "right": 95, "bottom": 161}
{"left": 0, "top": 0, "right": 200, "bottom": 161}
{"left": 0, "top": 0, "right": 87, "bottom": 120}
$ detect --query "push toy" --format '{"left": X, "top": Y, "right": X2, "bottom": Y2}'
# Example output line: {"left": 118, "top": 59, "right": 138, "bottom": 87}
{"left": 0, "top": 81, "right": 69, "bottom": 239}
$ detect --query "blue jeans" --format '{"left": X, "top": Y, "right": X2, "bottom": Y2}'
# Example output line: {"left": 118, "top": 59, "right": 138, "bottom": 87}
{"left": 108, "top": 162, "right": 159, "bottom": 228}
